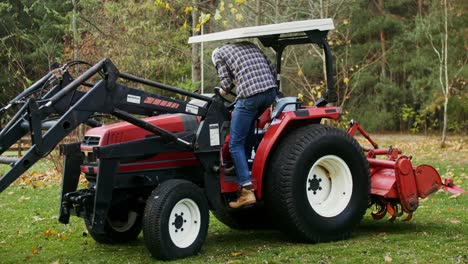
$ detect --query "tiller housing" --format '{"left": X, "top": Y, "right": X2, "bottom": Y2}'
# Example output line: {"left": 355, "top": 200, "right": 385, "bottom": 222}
{"left": 348, "top": 121, "right": 463, "bottom": 221}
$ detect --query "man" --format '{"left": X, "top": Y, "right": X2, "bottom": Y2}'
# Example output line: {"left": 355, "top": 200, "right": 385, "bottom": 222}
{"left": 212, "top": 41, "right": 277, "bottom": 208}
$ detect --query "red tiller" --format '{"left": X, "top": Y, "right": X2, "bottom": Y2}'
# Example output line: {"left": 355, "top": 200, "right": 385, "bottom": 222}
{"left": 348, "top": 120, "right": 464, "bottom": 222}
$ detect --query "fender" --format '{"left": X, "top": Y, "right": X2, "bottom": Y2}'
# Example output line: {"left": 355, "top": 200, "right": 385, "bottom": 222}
{"left": 252, "top": 106, "right": 341, "bottom": 199}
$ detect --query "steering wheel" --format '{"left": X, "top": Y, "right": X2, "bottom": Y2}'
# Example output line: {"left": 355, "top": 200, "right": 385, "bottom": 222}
{"left": 214, "top": 87, "right": 237, "bottom": 110}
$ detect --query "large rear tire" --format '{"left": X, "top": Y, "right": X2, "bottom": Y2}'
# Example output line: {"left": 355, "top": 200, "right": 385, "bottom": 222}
{"left": 264, "top": 124, "right": 369, "bottom": 242}
{"left": 143, "top": 180, "right": 209, "bottom": 260}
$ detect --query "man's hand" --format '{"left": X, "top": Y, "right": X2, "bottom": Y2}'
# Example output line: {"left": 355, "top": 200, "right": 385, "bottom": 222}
{"left": 219, "top": 88, "right": 228, "bottom": 96}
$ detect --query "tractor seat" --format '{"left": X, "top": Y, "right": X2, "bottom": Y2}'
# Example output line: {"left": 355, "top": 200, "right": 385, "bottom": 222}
{"left": 271, "top": 97, "right": 301, "bottom": 119}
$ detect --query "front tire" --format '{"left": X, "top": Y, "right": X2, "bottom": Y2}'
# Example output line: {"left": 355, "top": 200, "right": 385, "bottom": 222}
{"left": 143, "top": 180, "right": 209, "bottom": 260}
{"left": 264, "top": 124, "right": 369, "bottom": 242}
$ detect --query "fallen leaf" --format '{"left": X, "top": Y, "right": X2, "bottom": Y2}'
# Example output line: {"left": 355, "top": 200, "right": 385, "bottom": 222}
{"left": 32, "top": 249, "right": 39, "bottom": 254}
{"left": 7, "top": 191, "right": 14, "bottom": 195}
{"left": 231, "top": 252, "right": 244, "bottom": 257}
{"left": 448, "top": 193, "right": 461, "bottom": 199}
{"left": 51, "top": 261, "right": 60, "bottom": 264}
{"left": 33, "top": 216, "right": 45, "bottom": 222}
{"left": 57, "top": 233, "right": 67, "bottom": 239}
{"left": 44, "top": 230, "right": 57, "bottom": 236}
{"left": 384, "top": 255, "right": 392, "bottom": 262}
{"left": 449, "top": 219, "right": 460, "bottom": 224}
{"left": 18, "top": 196, "right": 29, "bottom": 203}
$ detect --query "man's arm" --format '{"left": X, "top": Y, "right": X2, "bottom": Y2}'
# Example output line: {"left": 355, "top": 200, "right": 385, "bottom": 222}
{"left": 215, "top": 59, "right": 235, "bottom": 92}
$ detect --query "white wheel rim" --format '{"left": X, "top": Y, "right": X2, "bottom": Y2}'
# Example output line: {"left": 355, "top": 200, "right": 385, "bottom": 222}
{"left": 306, "top": 155, "right": 353, "bottom": 217}
{"left": 168, "top": 198, "right": 201, "bottom": 248}
{"left": 108, "top": 211, "right": 138, "bottom": 232}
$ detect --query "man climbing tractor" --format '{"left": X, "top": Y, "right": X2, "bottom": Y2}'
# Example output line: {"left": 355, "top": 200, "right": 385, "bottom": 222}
{"left": 212, "top": 41, "right": 277, "bottom": 208}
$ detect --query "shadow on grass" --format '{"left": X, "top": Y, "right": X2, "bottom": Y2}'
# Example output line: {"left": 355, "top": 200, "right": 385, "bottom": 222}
{"left": 79, "top": 217, "right": 459, "bottom": 261}
{"left": 206, "top": 228, "right": 287, "bottom": 245}
{"left": 356, "top": 218, "right": 446, "bottom": 236}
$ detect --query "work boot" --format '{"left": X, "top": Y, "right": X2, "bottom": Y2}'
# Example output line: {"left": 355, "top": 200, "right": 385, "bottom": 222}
{"left": 229, "top": 186, "right": 256, "bottom": 209}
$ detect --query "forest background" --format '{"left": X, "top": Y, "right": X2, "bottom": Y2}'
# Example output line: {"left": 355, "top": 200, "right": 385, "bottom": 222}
{"left": 0, "top": 0, "right": 466, "bottom": 142}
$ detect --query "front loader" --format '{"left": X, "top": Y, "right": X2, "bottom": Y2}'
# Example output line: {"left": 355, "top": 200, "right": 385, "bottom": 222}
{"left": 0, "top": 19, "right": 463, "bottom": 260}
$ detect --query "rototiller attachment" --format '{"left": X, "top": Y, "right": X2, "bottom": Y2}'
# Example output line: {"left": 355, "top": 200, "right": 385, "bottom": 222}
{"left": 347, "top": 120, "right": 464, "bottom": 222}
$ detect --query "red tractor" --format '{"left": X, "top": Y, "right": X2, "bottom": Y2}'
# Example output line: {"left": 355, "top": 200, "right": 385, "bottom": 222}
{"left": 0, "top": 19, "right": 462, "bottom": 260}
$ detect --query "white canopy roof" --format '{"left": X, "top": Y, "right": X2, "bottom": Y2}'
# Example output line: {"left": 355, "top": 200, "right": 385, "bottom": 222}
{"left": 188, "top": 18, "right": 334, "bottom": 44}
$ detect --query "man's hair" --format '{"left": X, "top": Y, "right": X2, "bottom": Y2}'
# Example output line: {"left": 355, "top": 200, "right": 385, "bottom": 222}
{"left": 211, "top": 47, "right": 220, "bottom": 66}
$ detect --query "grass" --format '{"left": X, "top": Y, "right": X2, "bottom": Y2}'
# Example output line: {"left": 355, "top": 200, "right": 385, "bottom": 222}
{"left": 0, "top": 134, "right": 466, "bottom": 263}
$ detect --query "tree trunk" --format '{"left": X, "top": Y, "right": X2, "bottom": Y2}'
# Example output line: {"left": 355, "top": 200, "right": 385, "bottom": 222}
{"left": 441, "top": 96, "right": 448, "bottom": 147}
{"left": 275, "top": 0, "right": 280, "bottom": 23}
{"left": 71, "top": 0, "right": 78, "bottom": 61}
{"left": 440, "top": 0, "right": 449, "bottom": 148}
{"left": 255, "top": 0, "right": 261, "bottom": 26}
{"left": 71, "top": 0, "right": 85, "bottom": 137}
{"left": 378, "top": 0, "right": 386, "bottom": 79}
{"left": 191, "top": 0, "right": 201, "bottom": 89}
{"left": 418, "top": 0, "right": 423, "bottom": 17}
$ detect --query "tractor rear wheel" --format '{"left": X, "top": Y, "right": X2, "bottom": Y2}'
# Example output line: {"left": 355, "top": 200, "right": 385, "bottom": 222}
{"left": 264, "top": 124, "right": 369, "bottom": 242}
{"left": 84, "top": 207, "right": 142, "bottom": 244}
{"left": 143, "top": 180, "right": 209, "bottom": 260}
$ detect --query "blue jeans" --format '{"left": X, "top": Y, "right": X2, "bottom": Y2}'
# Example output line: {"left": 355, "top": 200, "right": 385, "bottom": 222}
{"left": 229, "top": 88, "right": 277, "bottom": 186}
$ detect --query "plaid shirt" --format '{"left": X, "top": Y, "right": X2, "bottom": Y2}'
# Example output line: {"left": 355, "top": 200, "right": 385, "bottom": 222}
{"left": 213, "top": 41, "right": 277, "bottom": 98}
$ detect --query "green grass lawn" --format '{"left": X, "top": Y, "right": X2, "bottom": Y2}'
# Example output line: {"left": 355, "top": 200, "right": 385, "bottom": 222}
{"left": 0, "top": 134, "right": 466, "bottom": 263}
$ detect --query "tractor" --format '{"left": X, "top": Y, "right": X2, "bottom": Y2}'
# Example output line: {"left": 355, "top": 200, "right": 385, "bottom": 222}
{"left": 0, "top": 19, "right": 462, "bottom": 260}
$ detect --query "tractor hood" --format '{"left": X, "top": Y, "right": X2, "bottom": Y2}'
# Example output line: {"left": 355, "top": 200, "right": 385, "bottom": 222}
{"left": 82, "top": 114, "right": 199, "bottom": 150}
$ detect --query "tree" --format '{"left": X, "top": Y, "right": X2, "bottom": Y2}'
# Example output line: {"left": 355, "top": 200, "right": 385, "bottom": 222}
{"left": 420, "top": 0, "right": 466, "bottom": 146}
{"left": 75, "top": 0, "right": 196, "bottom": 94}
{"left": 0, "top": 0, "right": 71, "bottom": 111}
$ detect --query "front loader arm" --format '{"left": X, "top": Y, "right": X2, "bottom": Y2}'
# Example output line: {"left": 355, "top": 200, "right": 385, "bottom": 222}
{"left": 0, "top": 58, "right": 214, "bottom": 193}
{"left": 0, "top": 80, "right": 109, "bottom": 192}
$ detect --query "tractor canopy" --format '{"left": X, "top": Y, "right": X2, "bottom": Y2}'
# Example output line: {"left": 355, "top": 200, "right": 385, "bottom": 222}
{"left": 188, "top": 19, "right": 337, "bottom": 104}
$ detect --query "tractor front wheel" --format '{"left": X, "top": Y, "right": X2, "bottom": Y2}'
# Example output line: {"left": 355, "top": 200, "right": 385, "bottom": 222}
{"left": 264, "top": 124, "right": 370, "bottom": 242}
{"left": 143, "top": 180, "right": 209, "bottom": 260}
